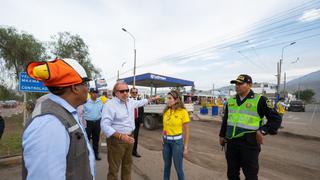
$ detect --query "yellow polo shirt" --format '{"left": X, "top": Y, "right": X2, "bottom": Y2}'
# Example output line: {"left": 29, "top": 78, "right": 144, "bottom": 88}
{"left": 99, "top": 95, "right": 108, "bottom": 104}
{"left": 276, "top": 101, "right": 286, "bottom": 114}
{"left": 163, "top": 108, "right": 190, "bottom": 136}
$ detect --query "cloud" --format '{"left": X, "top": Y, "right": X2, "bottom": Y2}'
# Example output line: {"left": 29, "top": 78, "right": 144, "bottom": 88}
{"left": 1, "top": 0, "right": 318, "bottom": 90}
{"left": 299, "top": 8, "right": 320, "bottom": 22}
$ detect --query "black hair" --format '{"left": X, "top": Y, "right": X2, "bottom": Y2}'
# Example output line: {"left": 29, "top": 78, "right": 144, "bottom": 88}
{"left": 47, "top": 86, "right": 69, "bottom": 96}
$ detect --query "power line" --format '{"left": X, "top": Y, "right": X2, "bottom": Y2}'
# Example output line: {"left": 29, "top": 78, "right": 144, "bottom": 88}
{"left": 159, "top": 1, "right": 320, "bottom": 61}
{"left": 238, "top": 50, "right": 266, "bottom": 71}
{"left": 159, "top": 0, "right": 320, "bottom": 61}
{"left": 108, "top": 0, "right": 320, "bottom": 81}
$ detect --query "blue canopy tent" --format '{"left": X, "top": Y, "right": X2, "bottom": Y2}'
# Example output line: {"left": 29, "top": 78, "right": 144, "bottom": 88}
{"left": 119, "top": 73, "right": 194, "bottom": 95}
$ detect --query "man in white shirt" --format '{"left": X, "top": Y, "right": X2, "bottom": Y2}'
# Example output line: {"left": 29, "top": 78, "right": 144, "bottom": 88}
{"left": 101, "top": 82, "right": 159, "bottom": 180}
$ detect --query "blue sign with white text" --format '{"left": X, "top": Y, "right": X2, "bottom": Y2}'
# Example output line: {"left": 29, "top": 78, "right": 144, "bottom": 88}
{"left": 19, "top": 72, "right": 49, "bottom": 93}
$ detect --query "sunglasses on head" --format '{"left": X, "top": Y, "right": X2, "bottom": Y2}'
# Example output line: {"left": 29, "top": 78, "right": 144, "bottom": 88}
{"left": 168, "top": 91, "right": 180, "bottom": 99}
{"left": 118, "top": 89, "right": 129, "bottom": 93}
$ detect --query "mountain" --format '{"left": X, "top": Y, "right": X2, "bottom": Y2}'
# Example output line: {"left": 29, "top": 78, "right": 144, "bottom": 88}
{"left": 285, "top": 70, "right": 320, "bottom": 101}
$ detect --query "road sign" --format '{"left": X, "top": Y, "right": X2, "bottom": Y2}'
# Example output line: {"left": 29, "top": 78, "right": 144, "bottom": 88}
{"left": 96, "top": 78, "right": 107, "bottom": 89}
{"left": 19, "top": 72, "right": 49, "bottom": 93}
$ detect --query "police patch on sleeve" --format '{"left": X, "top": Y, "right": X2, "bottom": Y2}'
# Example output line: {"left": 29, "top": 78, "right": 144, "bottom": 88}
{"left": 266, "top": 99, "right": 273, "bottom": 108}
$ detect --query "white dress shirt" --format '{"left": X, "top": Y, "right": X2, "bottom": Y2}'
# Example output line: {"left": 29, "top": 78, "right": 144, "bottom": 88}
{"left": 101, "top": 97, "right": 148, "bottom": 137}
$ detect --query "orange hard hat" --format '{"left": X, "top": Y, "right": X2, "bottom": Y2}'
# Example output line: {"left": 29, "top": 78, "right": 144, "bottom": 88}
{"left": 27, "top": 58, "right": 90, "bottom": 87}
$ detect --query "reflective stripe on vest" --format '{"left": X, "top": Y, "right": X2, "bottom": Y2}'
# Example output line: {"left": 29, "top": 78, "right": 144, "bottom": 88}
{"left": 226, "top": 94, "right": 262, "bottom": 139}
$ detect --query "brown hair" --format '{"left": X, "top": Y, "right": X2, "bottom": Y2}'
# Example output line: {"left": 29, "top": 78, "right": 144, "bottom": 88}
{"left": 163, "top": 90, "right": 185, "bottom": 113}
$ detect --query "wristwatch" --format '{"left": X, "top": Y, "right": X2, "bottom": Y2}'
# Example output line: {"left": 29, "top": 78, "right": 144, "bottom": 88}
{"left": 260, "top": 129, "right": 267, "bottom": 135}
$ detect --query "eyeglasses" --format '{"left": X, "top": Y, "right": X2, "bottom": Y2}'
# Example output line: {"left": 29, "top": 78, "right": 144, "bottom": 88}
{"left": 118, "top": 89, "right": 129, "bottom": 93}
{"left": 78, "top": 81, "right": 89, "bottom": 87}
{"left": 131, "top": 92, "right": 138, "bottom": 94}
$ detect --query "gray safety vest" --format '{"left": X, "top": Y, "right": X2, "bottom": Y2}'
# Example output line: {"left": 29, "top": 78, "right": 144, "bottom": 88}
{"left": 22, "top": 98, "right": 93, "bottom": 180}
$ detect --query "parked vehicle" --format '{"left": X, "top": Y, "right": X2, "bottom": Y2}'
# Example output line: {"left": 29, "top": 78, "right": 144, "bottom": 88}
{"left": 119, "top": 73, "right": 194, "bottom": 130}
{"left": 1, "top": 100, "right": 18, "bottom": 108}
{"left": 143, "top": 103, "right": 194, "bottom": 130}
{"left": 288, "top": 100, "right": 305, "bottom": 112}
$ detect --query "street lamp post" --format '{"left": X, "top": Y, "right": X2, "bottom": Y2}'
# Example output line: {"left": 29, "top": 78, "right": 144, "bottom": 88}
{"left": 122, "top": 28, "right": 136, "bottom": 87}
{"left": 117, "top": 61, "right": 126, "bottom": 81}
{"left": 277, "top": 42, "right": 296, "bottom": 98}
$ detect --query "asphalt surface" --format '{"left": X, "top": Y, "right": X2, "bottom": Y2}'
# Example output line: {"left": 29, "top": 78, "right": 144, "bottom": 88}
{"left": 1, "top": 104, "right": 320, "bottom": 180}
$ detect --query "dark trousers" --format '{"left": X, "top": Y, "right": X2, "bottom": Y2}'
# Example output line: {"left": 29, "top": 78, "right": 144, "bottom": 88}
{"left": 85, "top": 119, "right": 101, "bottom": 157}
{"left": 132, "top": 119, "right": 141, "bottom": 154}
{"left": 0, "top": 116, "right": 4, "bottom": 139}
{"left": 225, "top": 134, "right": 261, "bottom": 180}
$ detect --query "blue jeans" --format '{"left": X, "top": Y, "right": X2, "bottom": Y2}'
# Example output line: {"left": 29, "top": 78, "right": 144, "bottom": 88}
{"left": 162, "top": 138, "right": 185, "bottom": 180}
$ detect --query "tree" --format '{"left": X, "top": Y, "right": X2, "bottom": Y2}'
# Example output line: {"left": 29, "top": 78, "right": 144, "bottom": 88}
{"left": 0, "top": 84, "right": 22, "bottom": 100}
{"left": 294, "top": 89, "right": 315, "bottom": 103}
{"left": 0, "top": 26, "right": 47, "bottom": 81}
{"left": 50, "top": 32, "right": 100, "bottom": 78}
{"left": 0, "top": 26, "right": 48, "bottom": 101}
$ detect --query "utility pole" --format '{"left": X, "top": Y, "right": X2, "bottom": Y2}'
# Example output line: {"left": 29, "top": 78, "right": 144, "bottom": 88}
{"left": 277, "top": 42, "right": 296, "bottom": 99}
{"left": 122, "top": 28, "right": 136, "bottom": 87}
{"left": 283, "top": 72, "right": 287, "bottom": 97}
{"left": 23, "top": 92, "right": 27, "bottom": 126}
{"left": 276, "top": 62, "right": 280, "bottom": 98}
{"left": 212, "top": 83, "right": 215, "bottom": 97}
{"left": 298, "top": 83, "right": 301, "bottom": 99}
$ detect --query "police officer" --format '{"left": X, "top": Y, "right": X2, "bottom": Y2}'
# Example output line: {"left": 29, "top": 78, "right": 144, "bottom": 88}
{"left": 22, "top": 58, "right": 96, "bottom": 180}
{"left": 219, "top": 74, "right": 282, "bottom": 180}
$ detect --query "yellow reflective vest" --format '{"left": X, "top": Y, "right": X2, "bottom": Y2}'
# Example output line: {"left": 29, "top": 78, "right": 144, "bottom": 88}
{"left": 226, "top": 94, "right": 262, "bottom": 139}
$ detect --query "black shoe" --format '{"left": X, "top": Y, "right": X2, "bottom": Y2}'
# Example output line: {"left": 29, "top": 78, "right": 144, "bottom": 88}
{"left": 132, "top": 152, "right": 141, "bottom": 158}
{"left": 95, "top": 155, "right": 102, "bottom": 161}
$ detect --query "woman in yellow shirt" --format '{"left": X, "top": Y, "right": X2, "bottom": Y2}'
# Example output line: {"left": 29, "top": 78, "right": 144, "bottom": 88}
{"left": 162, "top": 90, "right": 190, "bottom": 180}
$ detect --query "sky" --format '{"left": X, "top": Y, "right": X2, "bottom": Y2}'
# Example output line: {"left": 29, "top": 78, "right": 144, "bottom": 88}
{"left": 1, "top": 0, "right": 320, "bottom": 90}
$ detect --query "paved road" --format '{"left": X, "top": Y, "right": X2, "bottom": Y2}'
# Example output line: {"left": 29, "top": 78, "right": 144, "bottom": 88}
{"left": 1, "top": 105, "right": 320, "bottom": 180}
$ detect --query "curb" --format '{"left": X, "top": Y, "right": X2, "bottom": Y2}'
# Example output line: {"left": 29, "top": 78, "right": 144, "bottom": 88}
{"left": 194, "top": 115, "right": 320, "bottom": 140}
{"left": 0, "top": 155, "right": 22, "bottom": 168}
{"left": 193, "top": 114, "right": 222, "bottom": 122}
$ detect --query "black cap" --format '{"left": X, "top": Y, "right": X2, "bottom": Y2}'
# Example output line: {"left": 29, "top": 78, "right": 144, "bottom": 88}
{"left": 230, "top": 74, "right": 252, "bottom": 84}
{"left": 89, "top": 88, "right": 99, "bottom": 93}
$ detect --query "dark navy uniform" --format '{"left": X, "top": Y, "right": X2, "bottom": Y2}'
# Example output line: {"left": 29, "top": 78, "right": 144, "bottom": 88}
{"left": 219, "top": 90, "right": 282, "bottom": 180}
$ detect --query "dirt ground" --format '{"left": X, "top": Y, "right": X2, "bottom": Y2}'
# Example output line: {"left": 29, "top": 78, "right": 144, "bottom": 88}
{"left": 138, "top": 110, "right": 320, "bottom": 180}
{"left": 1, "top": 105, "right": 320, "bottom": 180}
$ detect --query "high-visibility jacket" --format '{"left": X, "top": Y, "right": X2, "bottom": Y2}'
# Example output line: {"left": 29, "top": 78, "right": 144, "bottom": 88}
{"left": 276, "top": 101, "right": 286, "bottom": 114}
{"left": 226, "top": 94, "right": 262, "bottom": 139}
